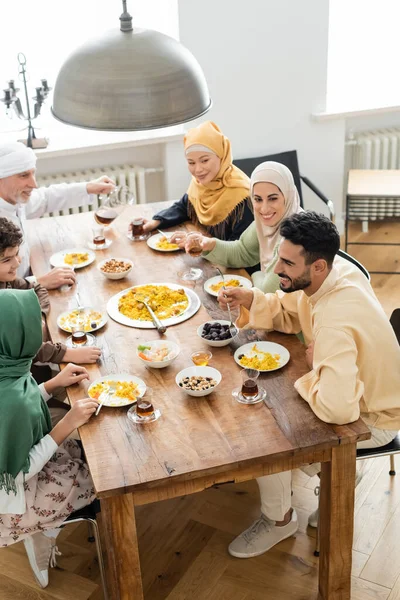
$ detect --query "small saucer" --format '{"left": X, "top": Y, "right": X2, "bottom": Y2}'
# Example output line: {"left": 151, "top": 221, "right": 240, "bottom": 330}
{"left": 232, "top": 386, "right": 267, "bottom": 405}
{"left": 127, "top": 406, "right": 161, "bottom": 423}
{"left": 65, "top": 333, "right": 97, "bottom": 348}
{"left": 126, "top": 232, "right": 151, "bottom": 242}
{"left": 87, "top": 239, "right": 113, "bottom": 250}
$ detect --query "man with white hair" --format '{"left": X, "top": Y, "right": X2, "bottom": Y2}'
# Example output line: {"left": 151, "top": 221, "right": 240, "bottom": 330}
{"left": 0, "top": 142, "right": 115, "bottom": 289}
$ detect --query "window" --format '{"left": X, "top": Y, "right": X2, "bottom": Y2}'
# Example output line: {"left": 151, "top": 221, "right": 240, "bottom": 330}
{"left": 327, "top": 0, "right": 400, "bottom": 113}
{"left": 0, "top": 0, "right": 178, "bottom": 136}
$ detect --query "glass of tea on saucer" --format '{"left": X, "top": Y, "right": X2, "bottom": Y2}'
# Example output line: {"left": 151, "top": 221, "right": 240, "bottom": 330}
{"left": 233, "top": 368, "right": 267, "bottom": 404}
{"left": 127, "top": 388, "right": 161, "bottom": 424}
{"left": 67, "top": 318, "right": 95, "bottom": 348}
{"left": 88, "top": 224, "right": 112, "bottom": 250}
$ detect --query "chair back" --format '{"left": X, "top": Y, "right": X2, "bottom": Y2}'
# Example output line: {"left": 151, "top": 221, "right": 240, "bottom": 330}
{"left": 233, "top": 150, "right": 304, "bottom": 207}
{"left": 337, "top": 249, "right": 370, "bottom": 280}
{"left": 390, "top": 309, "right": 400, "bottom": 345}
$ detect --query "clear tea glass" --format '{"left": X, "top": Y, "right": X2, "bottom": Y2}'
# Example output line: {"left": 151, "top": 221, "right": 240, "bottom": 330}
{"left": 233, "top": 368, "right": 267, "bottom": 404}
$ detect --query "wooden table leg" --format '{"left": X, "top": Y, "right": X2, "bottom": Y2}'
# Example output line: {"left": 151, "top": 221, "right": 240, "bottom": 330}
{"left": 101, "top": 493, "right": 144, "bottom": 600}
{"left": 318, "top": 443, "right": 357, "bottom": 600}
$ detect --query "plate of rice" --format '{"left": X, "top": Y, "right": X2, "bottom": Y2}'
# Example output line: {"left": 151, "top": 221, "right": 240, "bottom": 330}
{"left": 106, "top": 282, "right": 200, "bottom": 328}
{"left": 49, "top": 248, "right": 95, "bottom": 269}
{"left": 57, "top": 307, "right": 107, "bottom": 333}
{"left": 234, "top": 342, "right": 290, "bottom": 372}
{"left": 147, "top": 232, "right": 181, "bottom": 252}
{"left": 204, "top": 275, "right": 252, "bottom": 297}
{"left": 88, "top": 374, "right": 146, "bottom": 407}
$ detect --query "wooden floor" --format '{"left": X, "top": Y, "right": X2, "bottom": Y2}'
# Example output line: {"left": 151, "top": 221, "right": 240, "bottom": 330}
{"left": 1, "top": 221, "right": 400, "bottom": 600}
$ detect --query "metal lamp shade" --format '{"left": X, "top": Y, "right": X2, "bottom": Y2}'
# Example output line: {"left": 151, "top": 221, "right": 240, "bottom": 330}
{"left": 52, "top": 28, "right": 211, "bottom": 130}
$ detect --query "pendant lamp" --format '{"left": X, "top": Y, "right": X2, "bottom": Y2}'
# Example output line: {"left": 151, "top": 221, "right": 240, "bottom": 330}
{"left": 52, "top": 1, "right": 211, "bottom": 130}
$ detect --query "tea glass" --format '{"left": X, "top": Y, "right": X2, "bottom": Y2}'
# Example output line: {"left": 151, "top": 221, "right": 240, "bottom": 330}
{"left": 232, "top": 368, "right": 267, "bottom": 404}
{"left": 127, "top": 388, "right": 161, "bottom": 424}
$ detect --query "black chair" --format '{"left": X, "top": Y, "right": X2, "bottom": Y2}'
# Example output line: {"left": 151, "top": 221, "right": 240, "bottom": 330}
{"left": 233, "top": 150, "right": 335, "bottom": 221}
{"left": 337, "top": 249, "right": 371, "bottom": 281}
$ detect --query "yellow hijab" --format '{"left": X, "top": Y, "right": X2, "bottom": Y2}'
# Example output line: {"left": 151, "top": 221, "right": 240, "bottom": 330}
{"left": 184, "top": 121, "right": 250, "bottom": 226}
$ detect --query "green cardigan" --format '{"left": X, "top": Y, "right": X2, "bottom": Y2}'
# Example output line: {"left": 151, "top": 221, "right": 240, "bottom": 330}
{"left": 203, "top": 221, "right": 281, "bottom": 293}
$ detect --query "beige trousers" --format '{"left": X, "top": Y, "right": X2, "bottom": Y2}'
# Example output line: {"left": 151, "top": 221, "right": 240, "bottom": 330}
{"left": 257, "top": 426, "right": 398, "bottom": 521}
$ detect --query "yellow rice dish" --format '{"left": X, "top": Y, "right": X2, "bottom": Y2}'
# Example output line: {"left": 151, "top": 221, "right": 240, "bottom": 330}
{"left": 238, "top": 344, "right": 281, "bottom": 371}
{"left": 59, "top": 309, "right": 103, "bottom": 332}
{"left": 89, "top": 380, "right": 140, "bottom": 403}
{"left": 64, "top": 252, "right": 89, "bottom": 265}
{"left": 210, "top": 279, "right": 242, "bottom": 293}
{"left": 118, "top": 285, "right": 189, "bottom": 321}
{"left": 156, "top": 237, "right": 179, "bottom": 251}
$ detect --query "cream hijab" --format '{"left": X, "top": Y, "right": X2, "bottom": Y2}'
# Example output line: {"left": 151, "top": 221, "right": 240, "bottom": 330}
{"left": 251, "top": 162, "right": 302, "bottom": 271}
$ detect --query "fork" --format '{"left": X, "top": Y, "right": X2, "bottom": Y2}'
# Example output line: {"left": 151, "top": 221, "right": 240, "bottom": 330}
{"left": 95, "top": 381, "right": 117, "bottom": 416}
{"left": 216, "top": 268, "right": 238, "bottom": 337}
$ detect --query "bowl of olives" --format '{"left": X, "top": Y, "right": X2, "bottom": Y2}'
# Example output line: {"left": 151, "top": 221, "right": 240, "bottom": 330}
{"left": 197, "top": 320, "right": 239, "bottom": 347}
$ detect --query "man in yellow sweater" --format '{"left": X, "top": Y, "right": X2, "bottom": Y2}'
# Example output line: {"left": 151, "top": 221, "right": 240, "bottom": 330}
{"left": 218, "top": 211, "right": 400, "bottom": 559}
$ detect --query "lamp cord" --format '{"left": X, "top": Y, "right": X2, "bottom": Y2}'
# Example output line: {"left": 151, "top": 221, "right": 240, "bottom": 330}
{"left": 120, "top": 0, "right": 133, "bottom": 32}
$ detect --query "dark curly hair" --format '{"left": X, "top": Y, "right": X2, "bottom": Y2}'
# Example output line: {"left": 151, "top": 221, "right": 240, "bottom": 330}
{"left": 279, "top": 211, "right": 340, "bottom": 267}
{"left": 0, "top": 217, "right": 23, "bottom": 256}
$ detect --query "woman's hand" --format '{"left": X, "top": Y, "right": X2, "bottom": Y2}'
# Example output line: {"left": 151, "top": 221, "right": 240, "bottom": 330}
{"left": 63, "top": 346, "right": 102, "bottom": 364}
{"left": 50, "top": 398, "right": 98, "bottom": 445}
{"left": 169, "top": 231, "right": 187, "bottom": 248}
{"left": 183, "top": 234, "right": 216, "bottom": 254}
{"left": 217, "top": 287, "right": 254, "bottom": 311}
{"left": 44, "top": 363, "right": 89, "bottom": 395}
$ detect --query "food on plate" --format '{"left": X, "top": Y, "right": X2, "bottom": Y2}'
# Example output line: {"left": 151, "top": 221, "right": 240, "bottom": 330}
{"left": 156, "top": 236, "right": 179, "bottom": 251}
{"left": 178, "top": 375, "right": 217, "bottom": 391}
{"left": 64, "top": 252, "right": 89, "bottom": 265}
{"left": 210, "top": 279, "right": 242, "bottom": 293}
{"left": 100, "top": 258, "right": 131, "bottom": 273}
{"left": 118, "top": 285, "right": 189, "bottom": 321}
{"left": 137, "top": 343, "right": 177, "bottom": 362}
{"left": 238, "top": 344, "right": 280, "bottom": 371}
{"left": 201, "top": 322, "right": 235, "bottom": 341}
{"left": 59, "top": 309, "right": 103, "bottom": 332}
{"left": 89, "top": 380, "right": 140, "bottom": 402}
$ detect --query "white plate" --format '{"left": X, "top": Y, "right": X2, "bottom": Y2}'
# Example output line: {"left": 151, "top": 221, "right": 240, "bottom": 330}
{"left": 204, "top": 275, "right": 253, "bottom": 297}
{"left": 57, "top": 306, "right": 108, "bottom": 333}
{"left": 107, "top": 283, "right": 200, "bottom": 329}
{"left": 88, "top": 374, "right": 146, "bottom": 407}
{"left": 147, "top": 232, "right": 181, "bottom": 252}
{"left": 50, "top": 248, "right": 96, "bottom": 269}
{"left": 234, "top": 341, "right": 290, "bottom": 372}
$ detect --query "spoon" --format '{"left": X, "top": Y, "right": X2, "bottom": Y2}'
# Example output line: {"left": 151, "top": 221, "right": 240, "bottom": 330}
{"left": 134, "top": 293, "right": 167, "bottom": 334}
{"left": 95, "top": 381, "right": 117, "bottom": 416}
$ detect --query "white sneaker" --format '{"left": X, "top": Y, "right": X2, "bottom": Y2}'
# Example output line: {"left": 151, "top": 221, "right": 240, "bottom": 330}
{"left": 228, "top": 510, "right": 298, "bottom": 558}
{"left": 23, "top": 532, "right": 61, "bottom": 588}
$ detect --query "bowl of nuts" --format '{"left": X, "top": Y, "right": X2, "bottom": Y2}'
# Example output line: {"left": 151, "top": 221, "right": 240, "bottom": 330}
{"left": 97, "top": 258, "right": 133, "bottom": 280}
{"left": 197, "top": 320, "right": 239, "bottom": 347}
{"left": 175, "top": 366, "right": 222, "bottom": 397}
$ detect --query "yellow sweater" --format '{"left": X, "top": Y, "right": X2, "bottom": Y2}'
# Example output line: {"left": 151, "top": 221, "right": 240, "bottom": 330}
{"left": 237, "top": 257, "right": 400, "bottom": 430}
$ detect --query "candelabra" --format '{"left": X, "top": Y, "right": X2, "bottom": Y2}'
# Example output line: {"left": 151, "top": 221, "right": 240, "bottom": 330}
{"left": 1, "top": 53, "right": 51, "bottom": 149}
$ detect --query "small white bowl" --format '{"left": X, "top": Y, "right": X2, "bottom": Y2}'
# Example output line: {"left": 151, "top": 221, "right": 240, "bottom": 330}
{"left": 197, "top": 319, "right": 239, "bottom": 347}
{"left": 137, "top": 340, "right": 180, "bottom": 369}
{"left": 175, "top": 366, "right": 222, "bottom": 397}
{"left": 98, "top": 257, "right": 133, "bottom": 280}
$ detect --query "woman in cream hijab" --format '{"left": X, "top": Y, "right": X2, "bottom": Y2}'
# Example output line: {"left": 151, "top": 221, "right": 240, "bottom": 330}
{"left": 194, "top": 161, "right": 302, "bottom": 293}
{"left": 139, "top": 121, "right": 253, "bottom": 240}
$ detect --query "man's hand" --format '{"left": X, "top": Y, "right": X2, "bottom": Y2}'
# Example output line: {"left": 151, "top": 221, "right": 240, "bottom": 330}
{"left": 305, "top": 342, "right": 314, "bottom": 370}
{"left": 63, "top": 346, "right": 102, "bottom": 364}
{"left": 38, "top": 267, "right": 76, "bottom": 290}
{"left": 44, "top": 363, "right": 89, "bottom": 395}
{"left": 86, "top": 175, "right": 115, "bottom": 195}
{"left": 217, "top": 287, "right": 254, "bottom": 311}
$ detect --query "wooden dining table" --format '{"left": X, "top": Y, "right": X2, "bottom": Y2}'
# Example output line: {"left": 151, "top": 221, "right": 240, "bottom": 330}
{"left": 27, "top": 202, "right": 370, "bottom": 600}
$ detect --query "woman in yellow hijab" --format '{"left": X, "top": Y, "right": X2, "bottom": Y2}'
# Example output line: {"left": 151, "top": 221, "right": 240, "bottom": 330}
{"left": 142, "top": 121, "right": 253, "bottom": 240}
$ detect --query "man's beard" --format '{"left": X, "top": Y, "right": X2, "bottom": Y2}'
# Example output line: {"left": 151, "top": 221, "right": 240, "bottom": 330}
{"left": 277, "top": 268, "right": 312, "bottom": 293}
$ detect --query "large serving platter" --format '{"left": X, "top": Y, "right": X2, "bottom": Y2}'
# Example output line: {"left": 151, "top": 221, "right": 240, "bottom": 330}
{"left": 107, "top": 282, "right": 201, "bottom": 328}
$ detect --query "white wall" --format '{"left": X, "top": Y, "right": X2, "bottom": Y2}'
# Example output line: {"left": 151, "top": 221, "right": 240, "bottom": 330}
{"left": 178, "top": 0, "right": 346, "bottom": 229}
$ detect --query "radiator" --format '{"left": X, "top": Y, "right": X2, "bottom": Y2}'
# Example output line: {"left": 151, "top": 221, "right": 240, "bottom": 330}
{"left": 346, "top": 128, "right": 400, "bottom": 222}
{"left": 36, "top": 164, "right": 164, "bottom": 217}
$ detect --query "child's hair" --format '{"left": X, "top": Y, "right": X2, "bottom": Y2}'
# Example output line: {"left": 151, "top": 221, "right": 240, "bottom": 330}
{"left": 0, "top": 217, "right": 23, "bottom": 256}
